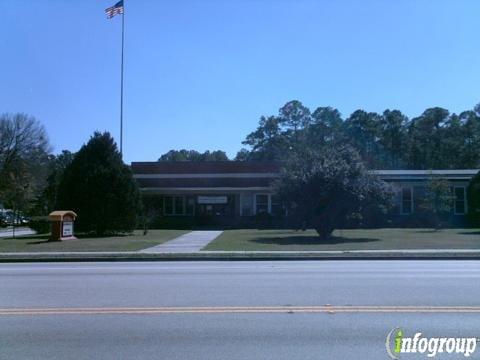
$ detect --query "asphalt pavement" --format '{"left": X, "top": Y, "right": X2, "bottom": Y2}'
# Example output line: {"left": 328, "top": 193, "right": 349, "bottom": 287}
{"left": 1, "top": 261, "right": 480, "bottom": 359}
{"left": 0, "top": 227, "right": 35, "bottom": 238}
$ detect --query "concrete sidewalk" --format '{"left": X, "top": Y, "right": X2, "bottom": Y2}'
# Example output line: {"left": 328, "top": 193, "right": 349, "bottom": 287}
{"left": 140, "top": 231, "right": 223, "bottom": 253}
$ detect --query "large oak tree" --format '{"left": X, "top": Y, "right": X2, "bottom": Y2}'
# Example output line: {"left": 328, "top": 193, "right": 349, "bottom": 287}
{"left": 275, "top": 146, "right": 393, "bottom": 239}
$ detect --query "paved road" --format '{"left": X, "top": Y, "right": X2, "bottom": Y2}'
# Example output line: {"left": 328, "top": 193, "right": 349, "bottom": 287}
{"left": 0, "top": 227, "right": 35, "bottom": 238}
{"left": 1, "top": 261, "right": 480, "bottom": 359}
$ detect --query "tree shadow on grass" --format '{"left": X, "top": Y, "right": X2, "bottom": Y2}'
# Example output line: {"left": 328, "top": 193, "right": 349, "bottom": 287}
{"left": 23, "top": 235, "right": 53, "bottom": 245}
{"left": 250, "top": 235, "right": 380, "bottom": 246}
{"left": 458, "top": 231, "right": 480, "bottom": 236}
{"left": 413, "top": 229, "right": 460, "bottom": 234}
{"left": 413, "top": 229, "right": 480, "bottom": 236}
{"left": 23, "top": 233, "right": 131, "bottom": 245}
{"left": 250, "top": 230, "right": 315, "bottom": 236}
{"left": 27, "top": 240, "right": 51, "bottom": 245}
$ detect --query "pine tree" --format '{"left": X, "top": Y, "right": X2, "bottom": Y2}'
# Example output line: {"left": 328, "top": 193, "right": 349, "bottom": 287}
{"left": 57, "top": 132, "right": 141, "bottom": 235}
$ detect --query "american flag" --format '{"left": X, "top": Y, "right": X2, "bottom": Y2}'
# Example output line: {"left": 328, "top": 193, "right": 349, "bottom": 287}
{"left": 105, "top": 1, "right": 124, "bottom": 19}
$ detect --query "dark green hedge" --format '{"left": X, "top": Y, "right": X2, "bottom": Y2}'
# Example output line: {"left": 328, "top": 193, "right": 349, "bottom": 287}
{"left": 28, "top": 216, "right": 51, "bottom": 234}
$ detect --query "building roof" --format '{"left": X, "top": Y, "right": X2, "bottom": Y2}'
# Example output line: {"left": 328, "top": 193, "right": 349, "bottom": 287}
{"left": 132, "top": 161, "right": 281, "bottom": 191}
{"left": 131, "top": 161, "right": 281, "bottom": 174}
{"left": 373, "top": 170, "right": 479, "bottom": 175}
{"left": 131, "top": 162, "right": 479, "bottom": 191}
{"left": 373, "top": 169, "right": 479, "bottom": 180}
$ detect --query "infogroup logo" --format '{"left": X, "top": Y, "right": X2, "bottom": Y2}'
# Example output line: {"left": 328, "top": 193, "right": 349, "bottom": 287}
{"left": 386, "top": 328, "right": 478, "bottom": 359}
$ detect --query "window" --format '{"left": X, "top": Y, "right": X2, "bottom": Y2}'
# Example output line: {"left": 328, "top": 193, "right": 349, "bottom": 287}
{"left": 164, "top": 195, "right": 188, "bottom": 216}
{"left": 255, "top": 194, "right": 269, "bottom": 214}
{"left": 240, "top": 193, "right": 253, "bottom": 216}
{"left": 186, "top": 196, "right": 195, "bottom": 215}
{"left": 401, "top": 187, "right": 413, "bottom": 215}
{"left": 244, "top": 194, "right": 285, "bottom": 216}
{"left": 454, "top": 187, "right": 466, "bottom": 215}
{"left": 164, "top": 196, "right": 173, "bottom": 215}
{"left": 174, "top": 196, "right": 184, "bottom": 215}
{"left": 270, "top": 195, "right": 282, "bottom": 216}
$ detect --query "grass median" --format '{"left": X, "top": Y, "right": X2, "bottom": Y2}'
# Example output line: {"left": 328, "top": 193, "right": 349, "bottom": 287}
{"left": 0, "top": 229, "right": 188, "bottom": 252}
{"left": 203, "top": 228, "right": 480, "bottom": 251}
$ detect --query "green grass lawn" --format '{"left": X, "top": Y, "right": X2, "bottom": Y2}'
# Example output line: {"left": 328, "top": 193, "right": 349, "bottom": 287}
{"left": 204, "top": 228, "right": 480, "bottom": 251}
{"left": 0, "top": 230, "right": 188, "bottom": 252}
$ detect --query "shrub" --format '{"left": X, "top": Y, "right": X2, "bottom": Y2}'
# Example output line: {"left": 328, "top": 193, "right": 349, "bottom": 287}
{"left": 28, "top": 216, "right": 51, "bottom": 234}
{"left": 467, "top": 171, "right": 480, "bottom": 227}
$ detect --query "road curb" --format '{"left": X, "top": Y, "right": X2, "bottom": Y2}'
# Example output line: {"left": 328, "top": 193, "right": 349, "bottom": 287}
{"left": 1, "top": 252, "right": 480, "bottom": 262}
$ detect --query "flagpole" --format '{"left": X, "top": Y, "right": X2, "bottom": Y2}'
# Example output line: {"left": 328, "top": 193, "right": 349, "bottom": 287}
{"left": 120, "top": 1, "right": 125, "bottom": 158}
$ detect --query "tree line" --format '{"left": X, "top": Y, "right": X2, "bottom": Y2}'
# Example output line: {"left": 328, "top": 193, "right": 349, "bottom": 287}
{"left": 236, "top": 100, "right": 480, "bottom": 169}
{"left": 158, "top": 149, "right": 228, "bottom": 162}
{"left": 160, "top": 100, "right": 480, "bottom": 170}
{"left": 2, "top": 102, "right": 480, "bottom": 237}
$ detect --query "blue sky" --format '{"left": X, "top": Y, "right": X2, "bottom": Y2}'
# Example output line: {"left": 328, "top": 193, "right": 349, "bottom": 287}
{"left": 1, "top": 0, "right": 479, "bottom": 163}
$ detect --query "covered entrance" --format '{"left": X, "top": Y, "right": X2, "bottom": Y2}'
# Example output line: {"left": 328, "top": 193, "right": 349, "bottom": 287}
{"left": 196, "top": 195, "right": 235, "bottom": 218}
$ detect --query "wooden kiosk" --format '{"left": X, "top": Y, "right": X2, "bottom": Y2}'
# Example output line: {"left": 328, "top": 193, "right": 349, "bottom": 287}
{"left": 49, "top": 211, "right": 77, "bottom": 241}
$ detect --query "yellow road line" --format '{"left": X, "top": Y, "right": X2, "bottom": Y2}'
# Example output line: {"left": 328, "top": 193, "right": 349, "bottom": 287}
{"left": 1, "top": 306, "right": 480, "bottom": 315}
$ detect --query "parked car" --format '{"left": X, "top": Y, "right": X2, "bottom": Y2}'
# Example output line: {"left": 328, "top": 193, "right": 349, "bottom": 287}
{"left": 0, "top": 210, "right": 29, "bottom": 226}
{"left": 0, "top": 209, "right": 8, "bottom": 227}
{"left": 0, "top": 213, "right": 7, "bottom": 228}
